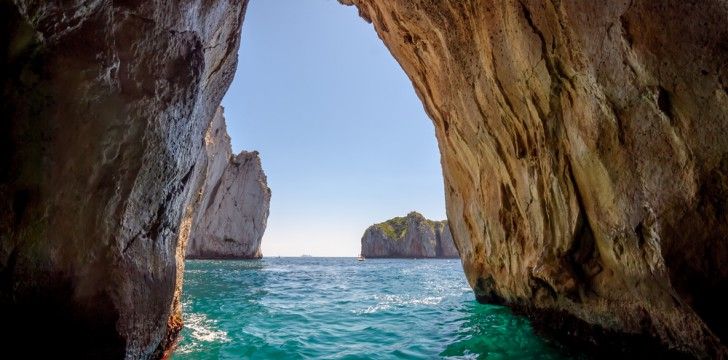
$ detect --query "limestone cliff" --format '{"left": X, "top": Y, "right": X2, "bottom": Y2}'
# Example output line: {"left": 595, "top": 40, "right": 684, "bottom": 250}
{"left": 342, "top": 0, "right": 727, "bottom": 358}
{"left": 361, "top": 212, "right": 458, "bottom": 258}
{"left": 0, "top": 0, "right": 247, "bottom": 357}
{"left": 186, "top": 107, "right": 270, "bottom": 259}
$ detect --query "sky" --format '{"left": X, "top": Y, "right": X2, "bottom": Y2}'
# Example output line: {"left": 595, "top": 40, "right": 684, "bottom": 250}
{"left": 222, "top": 0, "right": 446, "bottom": 256}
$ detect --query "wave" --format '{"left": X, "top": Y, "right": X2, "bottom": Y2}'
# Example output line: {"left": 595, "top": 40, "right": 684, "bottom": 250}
{"left": 176, "top": 312, "right": 230, "bottom": 354}
{"left": 352, "top": 294, "right": 445, "bottom": 314}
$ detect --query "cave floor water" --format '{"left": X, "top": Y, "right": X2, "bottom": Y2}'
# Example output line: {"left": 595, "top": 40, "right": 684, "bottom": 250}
{"left": 174, "top": 258, "right": 573, "bottom": 359}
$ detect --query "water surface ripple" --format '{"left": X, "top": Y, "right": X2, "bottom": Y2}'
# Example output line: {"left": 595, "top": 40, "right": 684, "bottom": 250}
{"left": 174, "top": 258, "right": 571, "bottom": 359}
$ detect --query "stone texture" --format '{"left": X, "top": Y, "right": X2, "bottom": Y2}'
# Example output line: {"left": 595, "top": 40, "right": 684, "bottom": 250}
{"left": 361, "top": 212, "right": 458, "bottom": 258}
{"left": 186, "top": 107, "right": 270, "bottom": 259}
{"left": 342, "top": 0, "right": 727, "bottom": 358}
{"left": 0, "top": 0, "right": 247, "bottom": 358}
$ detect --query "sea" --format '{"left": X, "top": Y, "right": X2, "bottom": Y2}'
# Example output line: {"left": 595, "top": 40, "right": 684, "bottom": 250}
{"left": 173, "top": 257, "right": 572, "bottom": 359}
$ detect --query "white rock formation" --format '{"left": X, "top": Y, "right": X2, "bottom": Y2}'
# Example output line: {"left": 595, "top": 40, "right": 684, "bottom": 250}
{"left": 186, "top": 107, "right": 271, "bottom": 259}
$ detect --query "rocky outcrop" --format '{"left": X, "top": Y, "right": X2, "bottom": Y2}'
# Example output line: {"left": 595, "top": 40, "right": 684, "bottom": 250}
{"left": 361, "top": 212, "right": 458, "bottom": 258}
{"left": 342, "top": 0, "right": 727, "bottom": 358}
{"left": 186, "top": 107, "right": 270, "bottom": 259}
{"left": 0, "top": 0, "right": 247, "bottom": 358}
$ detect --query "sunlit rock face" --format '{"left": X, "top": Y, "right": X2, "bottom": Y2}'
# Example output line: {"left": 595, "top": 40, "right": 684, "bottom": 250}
{"left": 186, "top": 107, "right": 270, "bottom": 259}
{"left": 361, "top": 212, "right": 458, "bottom": 258}
{"left": 0, "top": 0, "right": 247, "bottom": 357}
{"left": 343, "top": 0, "right": 728, "bottom": 357}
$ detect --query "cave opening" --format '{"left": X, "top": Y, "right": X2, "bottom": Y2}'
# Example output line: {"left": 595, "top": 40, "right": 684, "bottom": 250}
{"left": 5, "top": 0, "right": 723, "bottom": 358}
{"left": 175, "top": 2, "right": 482, "bottom": 357}
{"left": 221, "top": 0, "right": 447, "bottom": 257}
{"left": 173, "top": 2, "right": 574, "bottom": 359}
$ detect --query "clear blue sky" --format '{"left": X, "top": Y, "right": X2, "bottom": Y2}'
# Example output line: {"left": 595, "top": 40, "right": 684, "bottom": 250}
{"left": 222, "top": 0, "right": 446, "bottom": 256}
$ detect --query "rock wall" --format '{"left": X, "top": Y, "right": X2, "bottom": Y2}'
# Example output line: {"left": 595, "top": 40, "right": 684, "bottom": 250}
{"left": 342, "top": 0, "right": 727, "bottom": 358}
{"left": 186, "top": 107, "right": 270, "bottom": 259}
{"left": 361, "top": 212, "right": 458, "bottom": 258}
{"left": 0, "top": 0, "right": 247, "bottom": 358}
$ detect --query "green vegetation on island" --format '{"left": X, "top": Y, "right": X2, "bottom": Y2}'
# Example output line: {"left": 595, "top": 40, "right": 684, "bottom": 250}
{"left": 374, "top": 211, "right": 439, "bottom": 240}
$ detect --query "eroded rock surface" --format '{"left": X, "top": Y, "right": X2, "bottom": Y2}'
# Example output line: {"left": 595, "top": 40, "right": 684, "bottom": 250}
{"left": 186, "top": 107, "right": 270, "bottom": 259}
{"left": 0, "top": 0, "right": 247, "bottom": 357}
{"left": 361, "top": 212, "right": 458, "bottom": 258}
{"left": 342, "top": 0, "right": 727, "bottom": 358}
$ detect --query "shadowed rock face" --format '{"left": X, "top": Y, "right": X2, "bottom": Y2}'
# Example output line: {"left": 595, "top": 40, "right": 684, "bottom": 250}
{"left": 0, "top": 0, "right": 247, "bottom": 357}
{"left": 361, "top": 212, "right": 458, "bottom": 258}
{"left": 186, "top": 107, "right": 270, "bottom": 259}
{"left": 342, "top": 0, "right": 727, "bottom": 357}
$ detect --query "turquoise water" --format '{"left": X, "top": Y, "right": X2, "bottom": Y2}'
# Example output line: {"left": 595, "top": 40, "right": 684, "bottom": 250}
{"left": 174, "top": 258, "right": 571, "bottom": 359}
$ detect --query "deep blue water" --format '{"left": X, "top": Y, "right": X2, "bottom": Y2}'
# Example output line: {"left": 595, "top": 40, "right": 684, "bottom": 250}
{"left": 173, "top": 258, "right": 571, "bottom": 359}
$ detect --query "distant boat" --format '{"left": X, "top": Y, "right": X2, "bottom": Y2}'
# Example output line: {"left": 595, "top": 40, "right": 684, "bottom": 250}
{"left": 357, "top": 254, "right": 365, "bottom": 261}
{"left": 301, "top": 254, "right": 312, "bottom": 258}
